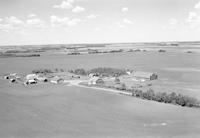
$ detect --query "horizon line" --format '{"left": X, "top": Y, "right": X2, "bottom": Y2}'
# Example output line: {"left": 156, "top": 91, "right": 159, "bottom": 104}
{"left": 1, "top": 40, "right": 200, "bottom": 47}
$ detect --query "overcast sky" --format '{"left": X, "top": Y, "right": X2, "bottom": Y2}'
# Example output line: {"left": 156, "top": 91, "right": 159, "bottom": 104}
{"left": 0, "top": 0, "right": 200, "bottom": 45}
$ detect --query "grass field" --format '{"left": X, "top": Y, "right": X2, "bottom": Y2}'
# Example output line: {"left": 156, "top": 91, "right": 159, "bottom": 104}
{"left": 0, "top": 48, "right": 200, "bottom": 137}
{"left": 0, "top": 81, "right": 200, "bottom": 138}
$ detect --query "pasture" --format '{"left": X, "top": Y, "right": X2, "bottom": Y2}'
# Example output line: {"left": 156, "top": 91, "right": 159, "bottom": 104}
{"left": 0, "top": 80, "right": 200, "bottom": 138}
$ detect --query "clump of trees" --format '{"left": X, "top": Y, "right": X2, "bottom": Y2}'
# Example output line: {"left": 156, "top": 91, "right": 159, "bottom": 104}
{"left": 69, "top": 67, "right": 127, "bottom": 77}
{"left": 32, "top": 69, "right": 53, "bottom": 74}
{"left": 0, "top": 53, "right": 40, "bottom": 58}
{"left": 130, "top": 89, "right": 200, "bottom": 108}
{"left": 89, "top": 67, "right": 127, "bottom": 77}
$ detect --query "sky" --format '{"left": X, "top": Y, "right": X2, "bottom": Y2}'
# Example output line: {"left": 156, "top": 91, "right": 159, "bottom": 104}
{"left": 0, "top": 0, "right": 200, "bottom": 45}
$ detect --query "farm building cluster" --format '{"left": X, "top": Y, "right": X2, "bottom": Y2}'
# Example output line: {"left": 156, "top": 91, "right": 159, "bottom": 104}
{"left": 4, "top": 73, "right": 49, "bottom": 85}
{"left": 2, "top": 68, "right": 158, "bottom": 90}
{"left": 87, "top": 69, "right": 158, "bottom": 90}
{"left": 3, "top": 72, "right": 82, "bottom": 86}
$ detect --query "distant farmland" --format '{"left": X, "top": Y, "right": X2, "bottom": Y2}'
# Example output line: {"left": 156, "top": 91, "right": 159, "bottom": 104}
{"left": 0, "top": 42, "right": 200, "bottom": 137}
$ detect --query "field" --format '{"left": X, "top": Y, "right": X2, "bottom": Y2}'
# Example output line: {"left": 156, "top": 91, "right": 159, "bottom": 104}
{"left": 0, "top": 81, "right": 200, "bottom": 138}
{"left": 0, "top": 44, "right": 200, "bottom": 137}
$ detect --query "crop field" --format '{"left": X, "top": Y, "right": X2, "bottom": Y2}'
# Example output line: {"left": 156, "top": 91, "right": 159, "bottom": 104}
{"left": 0, "top": 80, "right": 200, "bottom": 138}
{"left": 0, "top": 45, "right": 200, "bottom": 137}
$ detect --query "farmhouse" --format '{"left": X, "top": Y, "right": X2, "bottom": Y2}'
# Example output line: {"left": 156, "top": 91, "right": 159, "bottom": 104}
{"left": 132, "top": 71, "right": 158, "bottom": 80}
